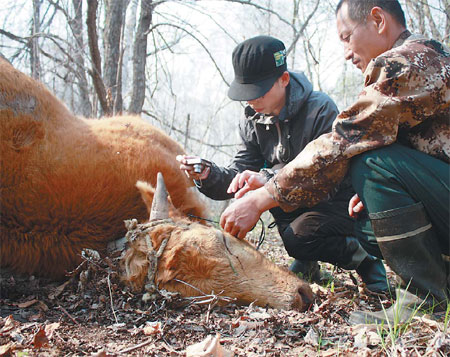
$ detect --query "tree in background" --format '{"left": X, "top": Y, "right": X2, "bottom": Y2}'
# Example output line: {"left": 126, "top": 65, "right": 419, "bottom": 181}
{"left": 0, "top": 0, "right": 447, "bottom": 164}
{"left": 404, "top": 0, "right": 449, "bottom": 44}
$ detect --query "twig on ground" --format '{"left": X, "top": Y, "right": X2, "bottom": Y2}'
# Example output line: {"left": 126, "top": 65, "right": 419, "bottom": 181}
{"left": 161, "top": 336, "right": 177, "bottom": 353}
{"left": 57, "top": 305, "right": 80, "bottom": 325}
{"left": 118, "top": 338, "right": 154, "bottom": 354}
{"left": 107, "top": 273, "right": 119, "bottom": 324}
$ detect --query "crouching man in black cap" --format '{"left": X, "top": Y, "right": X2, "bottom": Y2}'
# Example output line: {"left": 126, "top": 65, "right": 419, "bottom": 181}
{"left": 177, "top": 35, "right": 388, "bottom": 293}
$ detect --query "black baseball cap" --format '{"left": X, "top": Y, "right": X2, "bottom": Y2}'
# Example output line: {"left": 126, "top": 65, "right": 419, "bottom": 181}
{"left": 228, "top": 36, "right": 287, "bottom": 101}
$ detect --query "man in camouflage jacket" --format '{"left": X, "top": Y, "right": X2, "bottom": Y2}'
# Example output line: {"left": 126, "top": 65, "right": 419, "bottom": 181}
{"left": 220, "top": 0, "right": 449, "bottom": 317}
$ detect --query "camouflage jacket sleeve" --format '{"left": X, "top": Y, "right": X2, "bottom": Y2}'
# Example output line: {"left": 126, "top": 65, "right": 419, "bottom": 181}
{"left": 266, "top": 36, "right": 450, "bottom": 211}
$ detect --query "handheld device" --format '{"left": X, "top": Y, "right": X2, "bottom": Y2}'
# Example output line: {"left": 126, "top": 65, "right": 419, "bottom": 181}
{"left": 185, "top": 158, "right": 204, "bottom": 173}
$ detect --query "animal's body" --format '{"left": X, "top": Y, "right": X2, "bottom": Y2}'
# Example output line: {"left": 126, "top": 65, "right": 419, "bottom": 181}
{"left": 0, "top": 60, "right": 314, "bottom": 311}
{"left": 0, "top": 59, "right": 205, "bottom": 278}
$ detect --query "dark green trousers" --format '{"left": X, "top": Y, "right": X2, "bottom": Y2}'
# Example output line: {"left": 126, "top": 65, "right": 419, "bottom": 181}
{"left": 350, "top": 143, "right": 449, "bottom": 255}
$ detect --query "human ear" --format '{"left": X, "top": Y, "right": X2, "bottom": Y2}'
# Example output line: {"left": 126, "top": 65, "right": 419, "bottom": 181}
{"left": 280, "top": 71, "right": 290, "bottom": 88}
{"left": 370, "top": 6, "right": 386, "bottom": 34}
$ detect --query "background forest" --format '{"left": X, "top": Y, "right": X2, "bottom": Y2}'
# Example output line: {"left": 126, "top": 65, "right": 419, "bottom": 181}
{"left": 0, "top": 0, "right": 448, "bottom": 218}
{"left": 1, "top": 2, "right": 450, "bottom": 355}
{"left": 1, "top": 0, "right": 448, "bottom": 171}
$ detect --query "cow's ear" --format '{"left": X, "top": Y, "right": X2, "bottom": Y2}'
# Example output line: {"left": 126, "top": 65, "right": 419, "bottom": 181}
{"left": 136, "top": 180, "right": 155, "bottom": 216}
{"left": 155, "top": 245, "right": 183, "bottom": 283}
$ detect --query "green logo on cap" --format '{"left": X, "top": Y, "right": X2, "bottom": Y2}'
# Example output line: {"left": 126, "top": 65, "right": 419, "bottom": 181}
{"left": 274, "top": 49, "right": 286, "bottom": 67}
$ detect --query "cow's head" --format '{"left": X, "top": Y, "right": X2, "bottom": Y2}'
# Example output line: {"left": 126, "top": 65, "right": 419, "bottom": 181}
{"left": 122, "top": 173, "right": 314, "bottom": 311}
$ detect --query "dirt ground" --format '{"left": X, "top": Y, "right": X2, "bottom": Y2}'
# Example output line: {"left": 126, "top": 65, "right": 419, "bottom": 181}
{"left": 1, "top": 229, "right": 449, "bottom": 356}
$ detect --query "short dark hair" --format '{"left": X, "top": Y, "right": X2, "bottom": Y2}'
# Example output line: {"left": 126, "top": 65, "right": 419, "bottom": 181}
{"left": 336, "top": 0, "right": 406, "bottom": 28}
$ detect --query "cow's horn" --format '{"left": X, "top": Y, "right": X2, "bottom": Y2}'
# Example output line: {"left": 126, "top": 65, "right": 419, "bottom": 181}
{"left": 149, "top": 172, "right": 169, "bottom": 221}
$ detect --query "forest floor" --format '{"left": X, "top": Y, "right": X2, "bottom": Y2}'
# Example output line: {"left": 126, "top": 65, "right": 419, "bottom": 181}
{"left": 1, "top": 229, "right": 449, "bottom": 356}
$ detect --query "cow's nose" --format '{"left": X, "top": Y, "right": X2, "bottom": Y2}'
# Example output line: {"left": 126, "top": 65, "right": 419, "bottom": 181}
{"left": 298, "top": 285, "right": 314, "bottom": 310}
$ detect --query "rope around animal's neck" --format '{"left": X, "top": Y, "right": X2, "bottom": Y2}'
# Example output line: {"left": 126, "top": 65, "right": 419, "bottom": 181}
{"left": 187, "top": 214, "right": 266, "bottom": 250}
{"left": 124, "top": 218, "right": 173, "bottom": 297}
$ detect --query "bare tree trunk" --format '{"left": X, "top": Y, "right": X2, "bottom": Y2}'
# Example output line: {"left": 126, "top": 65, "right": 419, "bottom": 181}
{"left": 267, "top": 0, "right": 272, "bottom": 34}
{"left": 87, "top": 0, "right": 112, "bottom": 116}
{"left": 301, "top": 38, "right": 314, "bottom": 86}
{"left": 444, "top": 0, "right": 450, "bottom": 45}
{"left": 129, "top": 0, "right": 153, "bottom": 114}
{"left": 421, "top": 0, "right": 440, "bottom": 40}
{"left": 404, "top": 0, "right": 426, "bottom": 36}
{"left": 31, "top": 0, "right": 41, "bottom": 80}
{"left": 71, "top": 0, "right": 92, "bottom": 117}
{"left": 290, "top": 0, "right": 300, "bottom": 68}
{"left": 184, "top": 114, "right": 190, "bottom": 150}
{"left": 104, "top": 0, "right": 125, "bottom": 115}
{"left": 122, "top": 0, "right": 136, "bottom": 101}
{"left": 405, "top": 0, "right": 447, "bottom": 42}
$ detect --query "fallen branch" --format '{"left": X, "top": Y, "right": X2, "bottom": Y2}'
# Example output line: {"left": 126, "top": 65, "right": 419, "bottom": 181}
{"left": 107, "top": 273, "right": 119, "bottom": 324}
{"left": 57, "top": 305, "right": 79, "bottom": 325}
{"left": 118, "top": 338, "right": 154, "bottom": 354}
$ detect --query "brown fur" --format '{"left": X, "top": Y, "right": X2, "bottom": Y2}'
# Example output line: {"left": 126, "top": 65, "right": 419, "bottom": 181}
{"left": 124, "top": 180, "right": 314, "bottom": 311}
{"left": 123, "top": 218, "right": 314, "bottom": 311}
{"left": 0, "top": 59, "right": 206, "bottom": 278}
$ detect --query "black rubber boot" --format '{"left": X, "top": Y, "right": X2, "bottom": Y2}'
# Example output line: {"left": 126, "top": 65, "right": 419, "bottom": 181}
{"left": 349, "top": 288, "right": 426, "bottom": 325}
{"left": 350, "top": 202, "right": 449, "bottom": 325}
{"left": 355, "top": 255, "right": 389, "bottom": 294}
{"left": 343, "top": 237, "right": 389, "bottom": 293}
{"left": 289, "top": 260, "right": 321, "bottom": 282}
{"left": 371, "top": 202, "right": 448, "bottom": 307}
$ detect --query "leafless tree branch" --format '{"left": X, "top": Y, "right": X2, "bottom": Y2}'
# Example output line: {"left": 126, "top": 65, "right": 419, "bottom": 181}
{"left": 146, "top": 22, "right": 230, "bottom": 86}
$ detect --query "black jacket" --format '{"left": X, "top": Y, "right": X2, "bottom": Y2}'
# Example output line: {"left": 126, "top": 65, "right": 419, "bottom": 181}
{"left": 197, "top": 72, "right": 340, "bottom": 201}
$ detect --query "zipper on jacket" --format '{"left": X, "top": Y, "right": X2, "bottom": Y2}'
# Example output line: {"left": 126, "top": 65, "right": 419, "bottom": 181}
{"left": 275, "top": 120, "right": 292, "bottom": 163}
{"left": 275, "top": 120, "right": 285, "bottom": 163}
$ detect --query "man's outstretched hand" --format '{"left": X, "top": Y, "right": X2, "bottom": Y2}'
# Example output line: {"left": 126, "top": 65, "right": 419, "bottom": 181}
{"left": 220, "top": 187, "right": 278, "bottom": 239}
{"left": 227, "top": 170, "right": 266, "bottom": 199}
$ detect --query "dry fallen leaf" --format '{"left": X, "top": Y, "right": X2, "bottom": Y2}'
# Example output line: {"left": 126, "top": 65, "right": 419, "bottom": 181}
{"left": 350, "top": 325, "right": 381, "bottom": 347}
{"left": 417, "top": 315, "right": 445, "bottom": 330}
{"left": 247, "top": 310, "right": 271, "bottom": 320}
{"left": 0, "top": 342, "right": 16, "bottom": 357}
{"left": 17, "top": 299, "right": 39, "bottom": 308}
{"left": 143, "top": 321, "right": 162, "bottom": 336}
{"left": 186, "top": 333, "right": 233, "bottom": 357}
{"left": 426, "top": 331, "right": 450, "bottom": 354}
{"left": 44, "top": 322, "right": 60, "bottom": 340}
{"left": 48, "top": 280, "right": 71, "bottom": 300}
{"left": 304, "top": 327, "right": 319, "bottom": 347}
{"left": 0, "top": 316, "right": 19, "bottom": 334}
{"left": 32, "top": 327, "right": 49, "bottom": 349}
{"left": 93, "top": 350, "right": 116, "bottom": 357}
{"left": 353, "top": 328, "right": 368, "bottom": 349}
{"left": 37, "top": 301, "right": 49, "bottom": 311}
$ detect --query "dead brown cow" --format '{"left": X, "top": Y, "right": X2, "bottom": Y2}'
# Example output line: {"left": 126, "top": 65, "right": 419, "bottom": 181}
{"left": 0, "top": 58, "right": 205, "bottom": 278}
{"left": 123, "top": 173, "right": 314, "bottom": 311}
{"left": 0, "top": 59, "right": 314, "bottom": 310}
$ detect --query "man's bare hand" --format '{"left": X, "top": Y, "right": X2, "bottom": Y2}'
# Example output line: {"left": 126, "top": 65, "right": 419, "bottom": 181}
{"left": 220, "top": 187, "right": 278, "bottom": 239}
{"left": 348, "top": 193, "right": 365, "bottom": 218}
{"left": 227, "top": 170, "right": 266, "bottom": 199}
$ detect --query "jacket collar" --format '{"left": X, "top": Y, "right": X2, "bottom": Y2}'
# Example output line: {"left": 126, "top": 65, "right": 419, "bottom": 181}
{"left": 392, "top": 29, "right": 412, "bottom": 49}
